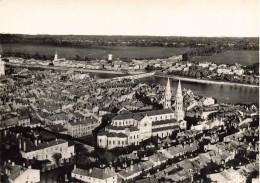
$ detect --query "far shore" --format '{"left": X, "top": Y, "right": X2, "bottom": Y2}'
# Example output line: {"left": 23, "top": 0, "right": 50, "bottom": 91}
{"left": 156, "top": 75, "right": 259, "bottom": 88}
{"left": 5, "top": 62, "right": 125, "bottom": 75}
{"left": 5, "top": 62, "right": 259, "bottom": 88}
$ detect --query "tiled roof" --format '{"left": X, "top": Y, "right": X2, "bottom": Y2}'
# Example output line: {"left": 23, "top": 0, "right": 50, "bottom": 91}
{"left": 22, "top": 138, "right": 67, "bottom": 152}
{"left": 0, "top": 117, "right": 18, "bottom": 128}
{"left": 113, "top": 109, "right": 174, "bottom": 121}
{"left": 3, "top": 164, "right": 28, "bottom": 181}
{"left": 72, "top": 167, "right": 116, "bottom": 180}
{"left": 152, "top": 125, "right": 179, "bottom": 132}
{"left": 152, "top": 119, "right": 177, "bottom": 126}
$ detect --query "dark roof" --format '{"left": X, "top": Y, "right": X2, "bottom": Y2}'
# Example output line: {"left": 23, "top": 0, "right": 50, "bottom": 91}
{"left": 22, "top": 138, "right": 67, "bottom": 152}
{"left": 113, "top": 109, "right": 174, "bottom": 121}
{"left": 17, "top": 115, "right": 30, "bottom": 121}
{"left": 0, "top": 117, "right": 18, "bottom": 128}
{"left": 152, "top": 125, "right": 179, "bottom": 133}
{"left": 152, "top": 119, "right": 177, "bottom": 126}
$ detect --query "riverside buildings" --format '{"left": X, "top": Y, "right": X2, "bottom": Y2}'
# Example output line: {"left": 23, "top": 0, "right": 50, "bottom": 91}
{"left": 97, "top": 79, "right": 187, "bottom": 149}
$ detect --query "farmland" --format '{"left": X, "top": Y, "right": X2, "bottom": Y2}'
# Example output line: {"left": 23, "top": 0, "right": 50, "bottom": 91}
{"left": 192, "top": 50, "right": 259, "bottom": 66}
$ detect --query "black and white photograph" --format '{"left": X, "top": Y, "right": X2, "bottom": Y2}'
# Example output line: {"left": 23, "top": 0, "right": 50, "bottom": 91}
{"left": 0, "top": 0, "right": 259, "bottom": 182}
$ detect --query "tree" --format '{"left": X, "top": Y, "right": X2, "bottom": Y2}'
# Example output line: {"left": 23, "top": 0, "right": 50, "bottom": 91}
{"left": 52, "top": 153, "right": 62, "bottom": 166}
{"left": 195, "top": 72, "right": 201, "bottom": 78}
{"left": 182, "top": 53, "right": 188, "bottom": 61}
{"left": 249, "top": 76, "right": 254, "bottom": 85}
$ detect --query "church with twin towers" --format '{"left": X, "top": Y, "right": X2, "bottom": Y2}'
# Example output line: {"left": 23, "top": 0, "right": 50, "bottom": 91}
{"left": 97, "top": 78, "right": 187, "bottom": 149}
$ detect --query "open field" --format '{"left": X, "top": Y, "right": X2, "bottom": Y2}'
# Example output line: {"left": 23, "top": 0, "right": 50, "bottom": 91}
{"left": 0, "top": 43, "right": 193, "bottom": 60}
{"left": 192, "top": 50, "right": 259, "bottom": 66}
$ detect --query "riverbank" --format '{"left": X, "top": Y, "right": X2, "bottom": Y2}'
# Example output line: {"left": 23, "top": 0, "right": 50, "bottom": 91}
{"left": 5, "top": 62, "right": 125, "bottom": 75}
{"left": 155, "top": 75, "right": 259, "bottom": 88}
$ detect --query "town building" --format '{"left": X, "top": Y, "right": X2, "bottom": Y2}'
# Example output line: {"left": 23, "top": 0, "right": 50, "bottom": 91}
{"left": 72, "top": 166, "right": 117, "bottom": 183}
{"left": 53, "top": 51, "right": 66, "bottom": 65}
{"left": 19, "top": 138, "right": 75, "bottom": 164}
{"left": 2, "top": 162, "right": 40, "bottom": 183}
{"left": 108, "top": 54, "right": 113, "bottom": 61}
{"left": 209, "top": 167, "right": 246, "bottom": 183}
{"left": 67, "top": 116, "right": 100, "bottom": 137}
{"left": 97, "top": 80, "right": 187, "bottom": 149}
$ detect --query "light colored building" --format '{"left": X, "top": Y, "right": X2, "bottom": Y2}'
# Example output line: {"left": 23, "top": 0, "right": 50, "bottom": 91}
{"left": 53, "top": 51, "right": 66, "bottom": 65}
{"left": 217, "top": 68, "right": 232, "bottom": 75}
{"left": 97, "top": 80, "right": 186, "bottom": 149}
{"left": 0, "top": 55, "right": 5, "bottom": 76}
{"left": 2, "top": 162, "right": 40, "bottom": 183}
{"left": 19, "top": 138, "right": 75, "bottom": 164}
{"left": 67, "top": 116, "right": 100, "bottom": 137}
{"left": 17, "top": 116, "right": 30, "bottom": 127}
{"left": 202, "top": 97, "right": 215, "bottom": 106}
{"left": 199, "top": 62, "right": 210, "bottom": 68}
{"left": 233, "top": 69, "right": 244, "bottom": 75}
{"left": 209, "top": 167, "right": 246, "bottom": 183}
{"left": 108, "top": 54, "right": 113, "bottom": 61}
{"left": 72, "top": 166, "right": 117, "bottom": 183}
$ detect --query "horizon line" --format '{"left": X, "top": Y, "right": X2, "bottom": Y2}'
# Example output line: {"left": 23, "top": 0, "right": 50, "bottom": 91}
{"left": 1, "top": 32, "right": 259, "bottom": 39}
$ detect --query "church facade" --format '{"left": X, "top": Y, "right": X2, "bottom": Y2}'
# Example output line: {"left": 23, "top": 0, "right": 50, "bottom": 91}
{"left": 97, "top": 79, "right": 186, "bottom": 149}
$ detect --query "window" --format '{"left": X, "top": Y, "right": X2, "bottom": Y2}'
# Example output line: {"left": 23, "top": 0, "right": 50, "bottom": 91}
{"left": 122, "top": 141, "right": 124, "bottom": 145}
{"left": 137, "top": 135, "right": 138, "bottom": 138}
{"left": 109, "top": 141, "right": 111, "bottom": 144}
{"left": 113, "top": 140, "right": 115, "bottom": 144}
{"left": 118, "top": 141, "right": 120, "bottom": 145}
{"left": 100, "top": 139, "right": 102, "bottom": 143}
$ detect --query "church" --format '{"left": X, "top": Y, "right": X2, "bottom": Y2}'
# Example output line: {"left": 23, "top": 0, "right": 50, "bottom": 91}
{"left": 97, "top": 78, "right": 186, "bottom": 149}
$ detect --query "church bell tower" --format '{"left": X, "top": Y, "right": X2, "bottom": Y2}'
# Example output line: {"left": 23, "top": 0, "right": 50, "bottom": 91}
{"left": 164, "top": 77, "right": 172, "bottom": 109}
{"left": 175, "top": 80, "right": 184, "bottom": 121}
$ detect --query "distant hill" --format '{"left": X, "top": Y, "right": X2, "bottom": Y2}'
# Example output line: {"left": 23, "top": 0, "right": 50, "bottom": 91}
{"left": 0, "top": 34, "right": 258, "bottom": 50}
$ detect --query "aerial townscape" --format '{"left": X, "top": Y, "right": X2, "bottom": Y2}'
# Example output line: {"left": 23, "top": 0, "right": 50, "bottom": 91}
{"left": 0, "top": 0, "right": 259, "bottom": 183}
{"left": 0, "top": 43, "right": 259, "bottom": 183}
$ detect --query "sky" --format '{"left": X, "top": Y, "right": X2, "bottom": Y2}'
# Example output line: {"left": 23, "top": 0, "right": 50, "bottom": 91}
{"left": 0, "top": 0, "right": 259, "bottom": 37}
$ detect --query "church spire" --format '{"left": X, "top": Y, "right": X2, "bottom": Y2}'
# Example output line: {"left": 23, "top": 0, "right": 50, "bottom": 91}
{"left": 164, "top": 77, "right": 172, "bottom": 109}
{"left": 176, "top": 80, "right": 182, "bottom": 95}
{"left": 175, "top": 80, "right": 184, "bottom": 121}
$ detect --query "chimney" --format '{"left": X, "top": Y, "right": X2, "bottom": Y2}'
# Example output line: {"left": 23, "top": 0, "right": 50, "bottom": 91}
{"left": 12, "top": 162, "right": 15, "bottom": 166}
{"left": 74, "top": 164, "right": 77, "bottom": 169}
{"left": 23, "top": 141, "right": 26, "bottom": 151}
{"left": 38, "top": 139, "right": 41, "bottom": 144}
{"left": 19, "top": 139, "right": 22, "bottom": 150}
{"left": 5, "top": 167, "right": 10, "bottom": 175}
{"left": 89, "top": 168, "right": 93, "bottom": 173}
{"left": 130, "top": 161, "right": 133, "bottom": 171}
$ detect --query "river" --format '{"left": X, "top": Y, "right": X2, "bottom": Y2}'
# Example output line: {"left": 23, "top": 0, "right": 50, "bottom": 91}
{"left": 138, "top": 77, "right": 259, "bottom": 104}
{"left": 84, "top": 73, "right": 259, "bottom": 104}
